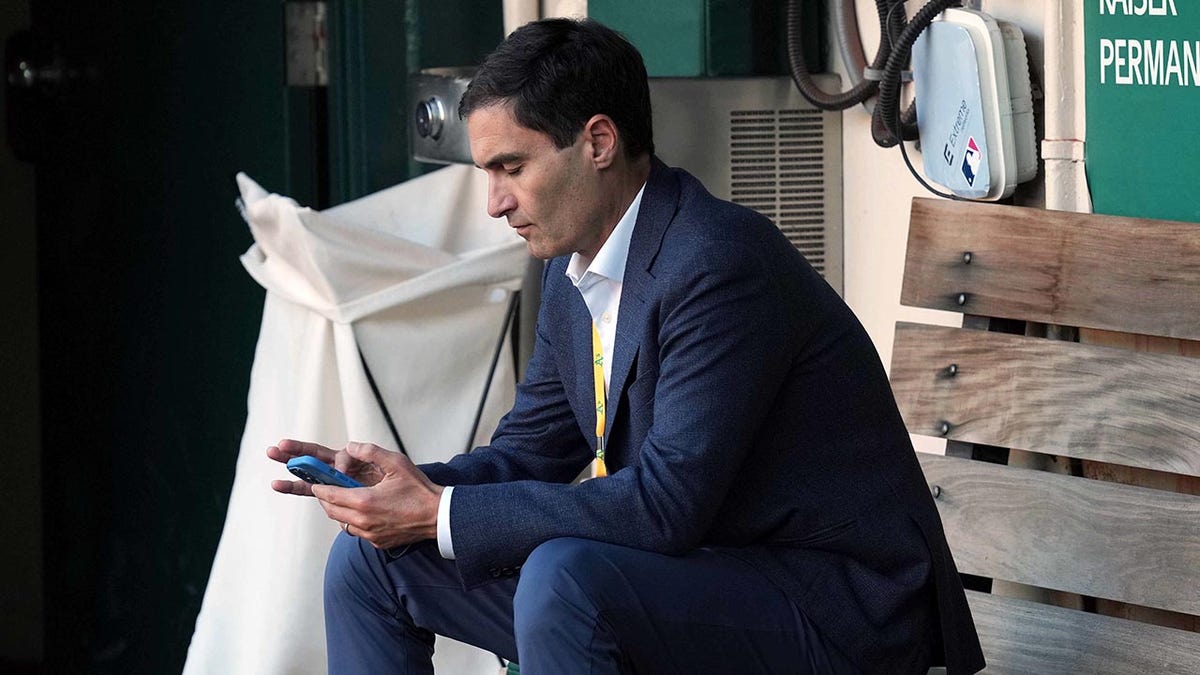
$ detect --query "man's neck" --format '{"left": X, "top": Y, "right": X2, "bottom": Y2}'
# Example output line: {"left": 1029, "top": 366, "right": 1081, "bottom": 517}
{"left": 588, "top": 155, "right": 652, "bottom": 259}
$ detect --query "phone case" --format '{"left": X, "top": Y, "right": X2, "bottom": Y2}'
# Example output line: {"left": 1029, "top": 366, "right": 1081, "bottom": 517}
{"left": 286, "top": 455, "right": 363, "bottom": 488}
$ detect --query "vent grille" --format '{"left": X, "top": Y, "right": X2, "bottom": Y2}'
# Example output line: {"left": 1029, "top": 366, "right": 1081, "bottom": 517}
{"left": 729, "top": 109, "right": 828, "bottom": 275}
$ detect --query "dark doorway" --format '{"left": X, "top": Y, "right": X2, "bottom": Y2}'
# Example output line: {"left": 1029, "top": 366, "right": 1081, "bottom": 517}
{"left": 4, "top": 1, "right": 502, "bottom": 672}
{"left": 8, "top": 1, "right": 290, "bottom": 672}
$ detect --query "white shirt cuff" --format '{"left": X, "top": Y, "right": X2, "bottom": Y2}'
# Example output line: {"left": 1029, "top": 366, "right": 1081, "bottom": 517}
{"left": 436, "top": 485, "right": 456, "bottom": 560}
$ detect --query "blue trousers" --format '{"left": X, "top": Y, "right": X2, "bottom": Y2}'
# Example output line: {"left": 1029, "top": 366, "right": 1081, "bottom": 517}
{"left": 323, "top": 533, "right": 867, "bottom": 674}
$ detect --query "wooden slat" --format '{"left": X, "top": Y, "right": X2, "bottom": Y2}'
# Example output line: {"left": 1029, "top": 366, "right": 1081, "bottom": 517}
{"left": 965, "top": 590, "right": 1200, "bottom": 674}
{"left": 900, "top": 198, "right": 1200, "bottom": 341}
{"left": 892, "top": 322, "right": 1200, "bottom": 477}
{"left": 1075, "top": 328, "right": 1200, "bottom": 629}
{"left": 1081, "top": 328, "right": 1200, "bottom": 359}
{"left": 917, "top": 453, "right": 1200, "bottom": 615}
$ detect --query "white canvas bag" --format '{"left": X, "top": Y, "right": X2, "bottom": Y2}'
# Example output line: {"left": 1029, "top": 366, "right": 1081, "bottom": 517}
{"left": 184, "top": 165, "right": 527, "bottom": 674}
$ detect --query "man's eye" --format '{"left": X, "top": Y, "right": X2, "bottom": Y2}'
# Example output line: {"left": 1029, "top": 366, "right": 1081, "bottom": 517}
{"left": 505, "top": 166, "right": 523, "bottom": 176}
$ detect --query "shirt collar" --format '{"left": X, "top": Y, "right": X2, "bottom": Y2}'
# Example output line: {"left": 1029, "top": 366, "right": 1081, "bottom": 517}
{"left": 566, "top": 183, "right": 646, "bottom": 288}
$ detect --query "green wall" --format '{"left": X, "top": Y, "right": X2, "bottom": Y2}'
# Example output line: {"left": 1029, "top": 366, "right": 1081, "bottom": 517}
{"left": 1085, "top": 1, "right": 1200, "bottom": 222}
{"left": 328, "top": 0, "right": 502, "bottom": 202}
{"left": 589, "top": 0, "right": 823, "bottom": 76}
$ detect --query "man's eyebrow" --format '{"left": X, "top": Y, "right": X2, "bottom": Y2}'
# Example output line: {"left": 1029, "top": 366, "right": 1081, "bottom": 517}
{"left": 477, "top": 152, "right": 525, "bottom": 170}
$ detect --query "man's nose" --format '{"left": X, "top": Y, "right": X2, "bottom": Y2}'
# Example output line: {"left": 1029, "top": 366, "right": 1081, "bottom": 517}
{"left": 487, "top": 181, "right": 516, "bottom": 219}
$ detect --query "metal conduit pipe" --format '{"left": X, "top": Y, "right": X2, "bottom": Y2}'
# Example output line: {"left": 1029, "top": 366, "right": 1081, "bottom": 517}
{"left": 834, "top": 0, "right": 868, "bottom": 88}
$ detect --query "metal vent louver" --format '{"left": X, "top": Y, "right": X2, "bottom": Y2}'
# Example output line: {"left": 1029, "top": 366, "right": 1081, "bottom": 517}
{"left": 729, "top": 109, "right": 829, "bottom": 276}
{"left": 648, "top": 76, "right": 842, "bottom": 294}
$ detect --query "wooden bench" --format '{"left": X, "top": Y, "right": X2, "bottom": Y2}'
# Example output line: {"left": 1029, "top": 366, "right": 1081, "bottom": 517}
{"left": 890, "top": 198, "right": 1200, "bottom": 673}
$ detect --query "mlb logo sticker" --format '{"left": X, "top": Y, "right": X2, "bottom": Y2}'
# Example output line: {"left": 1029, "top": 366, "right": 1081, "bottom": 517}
{"left": 961, "top": 136, "right": 982, "bottom": 186}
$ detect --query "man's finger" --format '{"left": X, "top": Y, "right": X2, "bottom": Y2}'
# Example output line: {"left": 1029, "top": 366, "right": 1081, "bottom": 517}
{"left": 344, "top": 441, "right": 407, "bottom": 469}
{"left": 313, "top": 492, "right": 364, "bottom": 529}
{"left": 271, "top": 479, "right": 315, "bottom": 496}
{"left": 271, "top": 438, "right": 339, "bottom": 464}
{"left": 311, "top": 483, "right": 363, "bottom": 507}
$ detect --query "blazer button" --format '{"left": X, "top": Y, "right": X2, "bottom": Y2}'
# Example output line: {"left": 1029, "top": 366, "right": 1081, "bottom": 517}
{"left": 489, "top": 568, "right": 501, "bottom": 578}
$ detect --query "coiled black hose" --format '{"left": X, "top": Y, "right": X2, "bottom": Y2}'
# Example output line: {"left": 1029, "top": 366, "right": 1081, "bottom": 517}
{"left": 786, "top": 0, "right": 906, "bottom": 111}
{"left": 871, "top": 0, "right": 962, "bottom": 147}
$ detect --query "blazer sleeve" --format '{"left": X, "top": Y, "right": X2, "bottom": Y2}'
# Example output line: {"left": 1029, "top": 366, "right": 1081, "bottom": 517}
{"left": 447, "top": 239, "right": 800, "bottom": 588}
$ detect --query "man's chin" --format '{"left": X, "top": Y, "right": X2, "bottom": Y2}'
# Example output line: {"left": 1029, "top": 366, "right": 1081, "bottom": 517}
{"left": 515, "top": 230, "right": 568, "bottom": 259}
{"left": 525, "top": 243, "right": 556, "bottom": 260}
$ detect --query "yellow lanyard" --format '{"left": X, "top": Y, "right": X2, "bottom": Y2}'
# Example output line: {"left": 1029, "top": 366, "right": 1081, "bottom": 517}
{"left": 591, "top": 322, "right": 608, "bottom": 477}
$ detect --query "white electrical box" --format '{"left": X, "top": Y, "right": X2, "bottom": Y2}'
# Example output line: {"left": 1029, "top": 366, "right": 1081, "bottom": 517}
{"left": 912, "top": 8, "right": 1036, "bottom": 200}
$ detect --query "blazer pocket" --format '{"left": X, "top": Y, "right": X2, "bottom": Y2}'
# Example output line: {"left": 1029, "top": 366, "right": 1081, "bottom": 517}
{"left": 626, "top": 367, "right": 658, "bottom": 413}
{"left": 777, "top": 518, "right": 858, "bottom": 548}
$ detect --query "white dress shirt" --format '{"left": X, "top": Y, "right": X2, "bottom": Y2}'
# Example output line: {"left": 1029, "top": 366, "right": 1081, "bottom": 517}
{"left": 437, "top": 184, "right": 646, "bottom": 560}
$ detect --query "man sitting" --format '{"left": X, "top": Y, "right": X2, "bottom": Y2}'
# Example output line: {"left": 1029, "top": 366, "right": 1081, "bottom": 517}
{"left": 270, "top": 17, "right": 984, "bottom": 675}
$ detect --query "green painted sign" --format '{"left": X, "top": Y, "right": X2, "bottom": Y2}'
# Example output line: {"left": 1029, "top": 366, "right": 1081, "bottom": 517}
{"left": 1085, "top": 0, "right": 1200, "bottom": 223}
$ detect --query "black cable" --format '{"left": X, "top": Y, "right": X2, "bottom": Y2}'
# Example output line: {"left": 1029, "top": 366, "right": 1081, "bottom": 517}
{"left": 465, "top": 290, "right": 521, "bottom": 455}
{"left": 882, "top": 0, "right": 907, "bottom": 52}
{"left": 883, "top": 0, "right": 921, "bottom": 133}
{"left": 358, "top": 345, "right": 409, "bottom": 457}
{"left": 874, "top": 0, "right": 923, "bottom": 146}
{"left": 895, "top": 110, "right": 964, "bottom": 201}
{"left": 885, "top": 30, "right": 964, "bottom": 203}
{"left": 869, "top": 2, "right": 921, "bottom": 146}
{"left": 883, "top": 1, "right": 980, "bottom": 201}
{"left": 872, "top": 0, "right": 961, "bottom": 147}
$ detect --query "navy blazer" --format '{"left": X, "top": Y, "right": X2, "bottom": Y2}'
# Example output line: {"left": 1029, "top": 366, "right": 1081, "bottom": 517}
{"left": 421, "top": 160, "right": 984, "bottom": 674}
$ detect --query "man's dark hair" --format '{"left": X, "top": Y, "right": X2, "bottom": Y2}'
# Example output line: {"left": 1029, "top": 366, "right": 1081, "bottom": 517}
{"left": 459, "top": 18, "right": 654, "bottom": 159}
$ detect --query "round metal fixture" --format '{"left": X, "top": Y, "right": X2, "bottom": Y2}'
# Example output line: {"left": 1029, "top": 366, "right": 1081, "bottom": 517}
{"left": 415, "top": 96, "right": 446, "bottom": 140}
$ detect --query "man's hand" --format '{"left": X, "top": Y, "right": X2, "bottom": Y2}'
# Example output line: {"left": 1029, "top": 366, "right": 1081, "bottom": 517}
{"left": 268, "top": 438, "right": 385, "bottom": 496}
{"left": 267, "top": 439, "right": 444, "bottom": 549}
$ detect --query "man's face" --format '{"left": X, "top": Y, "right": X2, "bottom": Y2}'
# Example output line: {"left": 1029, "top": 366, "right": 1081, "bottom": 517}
{"left": 467, "top": 104, "right": 607, "bottom": 260}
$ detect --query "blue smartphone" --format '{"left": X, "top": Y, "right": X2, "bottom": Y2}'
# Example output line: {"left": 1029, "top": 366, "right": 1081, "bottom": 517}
{"left": 286, "top": 455, "right": 364, "bottom": 488}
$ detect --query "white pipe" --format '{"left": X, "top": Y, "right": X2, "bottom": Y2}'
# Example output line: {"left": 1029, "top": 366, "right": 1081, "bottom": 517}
{"left": 1042, "top": 0, "right": 1091, "bottom": 213}
{"left": 543, "top": 0, "right": 587, "bottom": 20}
{"left": 503, "top": 0, "right": 539, "bottom": 35}
{"left": 503, "top": 0, "right": 587, "bottom": 35}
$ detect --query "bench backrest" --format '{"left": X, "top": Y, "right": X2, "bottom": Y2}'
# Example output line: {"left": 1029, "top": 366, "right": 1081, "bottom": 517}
{"left": 891, "top": 198, "right": 1200, "bottom": 673}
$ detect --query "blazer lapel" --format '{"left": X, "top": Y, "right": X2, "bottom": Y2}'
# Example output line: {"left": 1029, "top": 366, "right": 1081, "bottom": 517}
{"left": 562, "top": 286, "right": 600, "bottom": 448}
{"left": 605, "top": 158, "right": 679, "bottom": 435}
{"left": 606, "top": 287, "right": 643, "bottom": 435}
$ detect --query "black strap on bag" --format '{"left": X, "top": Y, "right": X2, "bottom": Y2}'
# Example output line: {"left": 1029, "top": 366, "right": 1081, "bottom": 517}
{"left": 357, "top": 345, "right": 409, "bottom": 457}
{"left": 464, "top": 290, "right": 521, "bottom": 455}
{"left": 355, "top": 289, "right": 521, "bottom": 459}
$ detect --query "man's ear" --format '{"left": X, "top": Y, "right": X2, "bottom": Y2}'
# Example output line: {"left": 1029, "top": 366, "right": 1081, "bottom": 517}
{"left": 582, "top": 114, "right": 620, "bottom": 169}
